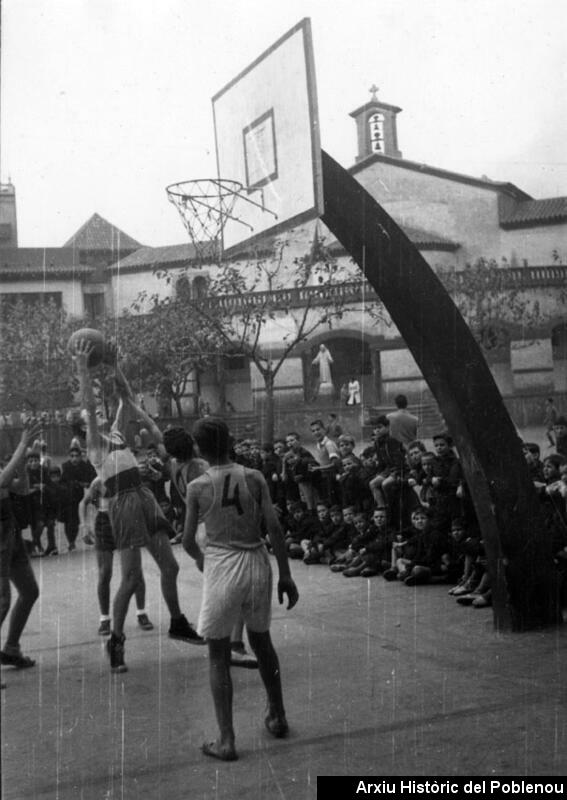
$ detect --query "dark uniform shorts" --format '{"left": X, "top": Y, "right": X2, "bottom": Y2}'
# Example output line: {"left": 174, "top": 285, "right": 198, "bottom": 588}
{"left": 94, "top": 511, "right": 115, "bottom": 553}
{"left": 0, "top": 519, "right": 30, "bottom": 578}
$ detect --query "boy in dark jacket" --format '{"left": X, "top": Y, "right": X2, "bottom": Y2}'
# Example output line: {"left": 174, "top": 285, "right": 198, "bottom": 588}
{"left": 60, "top": 446, "right": 97, "bottom": 552}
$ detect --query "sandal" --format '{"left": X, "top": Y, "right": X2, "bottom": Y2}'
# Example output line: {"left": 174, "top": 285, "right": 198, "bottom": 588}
{"left": 0, "top": 650, "right": 36, "bottom": 669}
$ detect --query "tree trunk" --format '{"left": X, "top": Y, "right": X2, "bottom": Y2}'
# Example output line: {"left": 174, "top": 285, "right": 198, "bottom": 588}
{"left": 262, "top": 373, "right": 275, "bottom": 444}
{"left": 173, "top": 395, "right": 184, "bottom": 419}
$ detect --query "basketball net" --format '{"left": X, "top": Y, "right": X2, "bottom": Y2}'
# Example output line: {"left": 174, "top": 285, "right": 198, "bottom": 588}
{"left": 166, "top": 178, "right": 277, "bottom": 263}
{"left": 166, "top": 179, "right": 246, "bottom": 262}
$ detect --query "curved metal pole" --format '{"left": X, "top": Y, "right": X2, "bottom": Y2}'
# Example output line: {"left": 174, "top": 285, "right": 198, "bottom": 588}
{"left": 320, "top": 149, "right": 561, "bottom": 631}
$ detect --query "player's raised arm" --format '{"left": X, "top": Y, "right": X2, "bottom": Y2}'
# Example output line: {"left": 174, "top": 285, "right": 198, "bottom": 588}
{"left": 71, "top": 339, "right": 104, "bottom": 462}
{"left": 0, "top": 420, "right": 42, "bottom": 489}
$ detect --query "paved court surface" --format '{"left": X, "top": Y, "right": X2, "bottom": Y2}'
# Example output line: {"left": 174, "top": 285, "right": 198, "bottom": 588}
{"left": 1, "top": 527, "right": 566, "bottom": 800}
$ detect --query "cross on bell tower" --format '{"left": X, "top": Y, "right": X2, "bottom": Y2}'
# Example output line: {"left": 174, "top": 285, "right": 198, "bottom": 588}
{"left": 349, "top": 85, "right": 403, "bottom": 163}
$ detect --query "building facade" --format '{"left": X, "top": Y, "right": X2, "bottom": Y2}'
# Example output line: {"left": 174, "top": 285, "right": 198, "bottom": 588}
{"left": 1, "top": 92, "right": 566, "bottom": 425}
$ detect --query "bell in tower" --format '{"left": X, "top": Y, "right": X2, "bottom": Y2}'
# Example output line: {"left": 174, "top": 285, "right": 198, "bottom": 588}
{"left": 349, "top": 85, "right": 403, "bottom": 163}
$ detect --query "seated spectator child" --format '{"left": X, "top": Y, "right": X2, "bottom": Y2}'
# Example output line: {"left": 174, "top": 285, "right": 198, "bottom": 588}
{"left": 430, "top": 432, "right": 461, "bottom": 530}
{"left": 337, "top": 453, "right": 373, "bottom": 511}
{"left": 418, "top": 450, "right": 456, "bottom": 536}
{"left": 330, "top": 511, "right": 370, "bottom": 573}
{"left": 233, "top": 439, "right": 252, "bottom": 467}
{"left": 282, "top": 433, "right": 317, "bottom": 509}
{"left": 284, "top": 501, "right": 319, "bottom": 559}
{"left": 342, "top": 507, "right": 394, "bottom": 577}
{"left": 553, "top": 416, "right": 567, "bottom": 458}
{"left": 367, "top": 416, "right": 406, "bottom": 509}
{"left": 406, "top": 440, "right": 427, "bottom": 485}
{"left": 303, "top": 502, "right": 334, "bottom": 564}
{"left": 538, "top": 456, "right": 567, "bottom": 577}
{"left": 523, "top": 442, "right": 545, "bottom": 484}
{"left": 446, "top": 517, "right": 483, "bottom": 595}
{"left": 318, "top": 505, "right": 351, "bottom": 564}
{"left": 403, "top": 506, "right": 451, "bottom": 587}
{"left": 337, "top": 435, "right": 360, "bottom": 466}
{"left": 247, "top": 439, "right": 263, "bottom": 471}
{"left": 359, "top": 448, "right": 378, "bottom": 494}
{"left": 259, "top": 442, "right": 285, "bottom": 509}
{"left": 383, "top": 506, "right": 448, "bottom": 585}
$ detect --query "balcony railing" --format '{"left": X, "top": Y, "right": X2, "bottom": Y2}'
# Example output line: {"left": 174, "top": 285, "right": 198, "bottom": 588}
{"left": 202, "top": 265, "right": 567, "bottom": 312}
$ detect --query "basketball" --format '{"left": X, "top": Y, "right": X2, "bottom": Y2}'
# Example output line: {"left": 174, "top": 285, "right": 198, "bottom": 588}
{"left": 67, "top": 328, "right": 108, "bottom": 368}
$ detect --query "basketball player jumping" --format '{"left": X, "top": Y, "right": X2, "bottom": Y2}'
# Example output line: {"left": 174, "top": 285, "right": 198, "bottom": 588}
{"left": 72, "top": 339, "right": 204, "bottom": 673}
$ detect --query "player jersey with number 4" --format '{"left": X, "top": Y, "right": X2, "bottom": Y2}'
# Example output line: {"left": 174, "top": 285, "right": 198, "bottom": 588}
{"left": 201, "top": 464, "right": 264, "bottom": 550}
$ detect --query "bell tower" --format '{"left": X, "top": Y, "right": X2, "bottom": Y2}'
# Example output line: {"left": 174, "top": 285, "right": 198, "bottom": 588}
{"left": 350, "top": 85, "right": 402, "bottom": 163}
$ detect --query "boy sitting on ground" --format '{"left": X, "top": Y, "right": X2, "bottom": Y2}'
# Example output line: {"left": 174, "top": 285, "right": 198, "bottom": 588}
{"left": 342, "top": 507, "right": 394, "bottom": 577}
{"left": 284, "top": 501, "right": 319, "bottom": 559}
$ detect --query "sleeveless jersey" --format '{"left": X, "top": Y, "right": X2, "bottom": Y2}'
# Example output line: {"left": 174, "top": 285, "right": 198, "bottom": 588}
{"left": 200, "top": 464, "right": 264, "bottom": 550}
{"left": 98, "top": 434, "right": 141, "bottom": 498}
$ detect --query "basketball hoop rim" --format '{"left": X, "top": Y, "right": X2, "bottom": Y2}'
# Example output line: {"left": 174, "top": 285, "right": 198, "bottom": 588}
{"left": 166, "top": 178, "right": 244, "bottom": 200}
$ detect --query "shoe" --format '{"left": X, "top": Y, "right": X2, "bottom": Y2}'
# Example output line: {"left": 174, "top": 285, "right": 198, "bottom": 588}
{"left": 83, "top": 533, "right": 94, "bottom": 546}
{"left": 382, "top": 569, "right": 397, "bottom": 581}
{"left": 343, "top": 566, "right": 364, "bottom": 577}
{"left": 169, "top": 614, "right": 205, "bottom": 645}
{"left": 451, "top": 585, "right": 472, "bottom": 597}
{"left": 456, "top": 593, "right": 479, "bottom": 606}
{"left": 137, "top": 613, "right": 154, "bottom": 631}
{"left": 43, "top": 547, "right": 58, "bottom": 557}
{"left": 330, "top": 563, "right": 346, "bottom": 572}
{"left": 360, "top": 567, "right": 379, "bottom": 577}
{"left": 170, "top": 533, "right": 183, "bottom": 545}
{"left": 0, "top": 650, "right": 35, "bottom": 669}
{"left": 230, "top": 646, "right": 258, "bottom": 669}
{"left": 404, "top": 575, "right": 419, "bottom": 586}
{"left": 472, "top": 595, "right": 492, "bottom": 608}
{"left": 106, "top": 633, "right": 127, "bottom": 673}
{"left": 98, "top": 619, "right": 111, "bottom": 636}
{"left": 68, "top": 543, "right": 76, "bottom": 553}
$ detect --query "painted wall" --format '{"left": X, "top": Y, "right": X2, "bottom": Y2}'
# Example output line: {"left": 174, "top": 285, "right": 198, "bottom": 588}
{"left": 353, "top": 161, "right": 504, "bottom": 265}
{"left": 501, "top": 226, "right": 567, "bottom": 267}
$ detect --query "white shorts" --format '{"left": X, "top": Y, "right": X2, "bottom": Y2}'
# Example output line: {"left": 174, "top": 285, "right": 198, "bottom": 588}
{"left": 198, "top": 545, "right": 272, "bottom": 640}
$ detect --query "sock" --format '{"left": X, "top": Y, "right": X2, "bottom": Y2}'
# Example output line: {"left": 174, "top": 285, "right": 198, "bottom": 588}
{"left": 99, "top": 615, "right": 110, "bottom": 622}
{"left": 136, "top": 609, "right": 146, "bottom": 617}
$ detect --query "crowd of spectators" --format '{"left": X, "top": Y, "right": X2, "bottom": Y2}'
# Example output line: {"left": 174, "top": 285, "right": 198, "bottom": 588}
{"left": 2, "top": 396, "right": 567, "bottom": 613}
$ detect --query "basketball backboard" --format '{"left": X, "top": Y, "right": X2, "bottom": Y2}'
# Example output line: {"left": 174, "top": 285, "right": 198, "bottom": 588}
{"left": 212, "top": 18, "right": 323, "bottom": 257}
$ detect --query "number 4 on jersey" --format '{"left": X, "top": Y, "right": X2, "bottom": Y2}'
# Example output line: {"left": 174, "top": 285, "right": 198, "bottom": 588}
{"left": 221, "top": 475, "right": 244, "bottom": 515}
